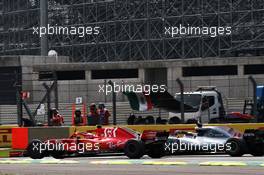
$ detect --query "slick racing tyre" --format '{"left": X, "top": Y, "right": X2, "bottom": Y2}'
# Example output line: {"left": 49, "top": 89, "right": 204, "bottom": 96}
{"left": 147, "top": 143, "right": 165, "bottom": 158}
{"left": 225, "top": 138, "right": 246, "bottom": 157}
{"left": 124, "top": 139, "right": 145, "bottom": 159}
{"left": 50, "top": 151, "right": 65, "bottom": 159}
{"left": 27, "top": 139, "right": 46, "bottom": 159}
{"left": 249, "top": 144, "right": 264, "bottom": 156}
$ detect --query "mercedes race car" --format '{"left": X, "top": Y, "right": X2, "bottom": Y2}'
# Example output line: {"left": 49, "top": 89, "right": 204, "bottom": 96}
{"left": 225, "top": 128, "right": 264, "bottom": 157}
{"left": 26, "top": 126, "right": 168, "bottom": 159}
{"left": 163, "top": 125, "right": 264, "bottom": 157}
{"left": 164, "top": 125, "right": 240, "bottom": 155}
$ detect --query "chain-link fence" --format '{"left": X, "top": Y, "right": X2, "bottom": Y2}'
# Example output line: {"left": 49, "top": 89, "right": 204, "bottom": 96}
{"left": 24, "top": 77, "right": 264, "bottom": 104}
{"left": 0, "top": 71, "right": 264, "bottom": 125}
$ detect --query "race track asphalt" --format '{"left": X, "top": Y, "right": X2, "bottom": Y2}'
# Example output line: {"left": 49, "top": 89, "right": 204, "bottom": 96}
{"left": 0, "top": 154, "right": 263, "bottom": 175}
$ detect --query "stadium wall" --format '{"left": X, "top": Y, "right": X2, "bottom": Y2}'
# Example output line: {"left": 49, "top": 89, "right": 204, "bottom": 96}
{"left": 1, "top": 55, "right": 264, "bottom": 105}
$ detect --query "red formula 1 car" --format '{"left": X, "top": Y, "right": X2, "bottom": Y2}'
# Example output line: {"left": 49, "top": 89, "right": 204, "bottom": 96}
{"left": 26, "top": 126, "right": 168, "bottom": 159}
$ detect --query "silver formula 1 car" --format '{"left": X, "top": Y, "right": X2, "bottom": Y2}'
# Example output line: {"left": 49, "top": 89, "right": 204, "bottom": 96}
{"left": 164, "top": 125, "right": 241, "bottom": 154}
{"left": 124, "top": 123, "right": 264, "bottom": 158}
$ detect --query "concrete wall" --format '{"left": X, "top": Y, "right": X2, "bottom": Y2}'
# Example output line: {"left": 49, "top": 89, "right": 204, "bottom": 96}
{"left": 1, "top": 55, "right": 264, "bottom": 125}
{"left": 1, "top": 55, "right": 264, "bottom": 105}
{"left": 166, "top": 57, "right": 264, "bottom": 99}
{"left": 32, "top": 56, "right": 264, "bottom": 103}
{"left": 0, "top": 55, "right": 69, "bottom": 104}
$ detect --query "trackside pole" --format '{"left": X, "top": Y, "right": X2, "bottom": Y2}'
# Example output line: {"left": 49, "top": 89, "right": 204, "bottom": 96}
{"left": 15, "top": 71, "right": 23, "bottom": 127}
{"left": 43, "top": 83, "right": 51, "bottom": 126}
{"left": 40, "top": 0, "right": 48, "bottom": 56}
{"left": 53, "top": 71, "right": 59, "bottom": 109}
{"left": 249, "top": 76, "right": 258, "bottom": 122}
{"left": 108, "top": 80, "right": 117, "bottom": 125}
{"left": 82, "top": 103, "right": 87, "bottom": 125}
{"left": 176, "top": 78, "right": 185, "bottom": 123}
{"left": 72, "top": 104, "right": 76, "bottom": 125}
{"left": 16, "top": 84, "right": 23, "bottom": 127}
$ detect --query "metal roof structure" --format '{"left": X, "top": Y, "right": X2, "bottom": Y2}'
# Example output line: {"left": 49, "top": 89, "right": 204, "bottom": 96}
{"left": 1, "top": 0, "right": 264, "bottom": 62}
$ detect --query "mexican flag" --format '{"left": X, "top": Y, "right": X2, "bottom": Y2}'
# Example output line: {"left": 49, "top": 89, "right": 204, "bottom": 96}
{"left": 123, "top": 91, "right": 153, "bottom": 111}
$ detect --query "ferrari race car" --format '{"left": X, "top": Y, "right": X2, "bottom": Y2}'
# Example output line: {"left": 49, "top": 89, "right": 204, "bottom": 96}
{"left": 164, "top": 125, "right": 240, "bottom": 155}
{"left": 26, "top": 126, "right": 168, "bottom": 159}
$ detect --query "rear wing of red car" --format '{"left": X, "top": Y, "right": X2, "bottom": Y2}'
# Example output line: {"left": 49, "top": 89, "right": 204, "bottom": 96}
{"left": 141, "top": 130, "right": 169, "bottom": 141}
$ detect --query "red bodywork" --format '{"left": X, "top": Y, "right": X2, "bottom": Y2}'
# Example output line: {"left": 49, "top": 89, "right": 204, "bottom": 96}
{"left": 45, "top": 127, "right": 140, "bottom": 154}
{"left": 226, "top": 112, "right": 254, "bottom": 120}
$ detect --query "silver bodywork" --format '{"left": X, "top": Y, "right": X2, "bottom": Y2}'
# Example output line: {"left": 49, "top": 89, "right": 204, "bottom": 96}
{"left": 166, "top": 126, "right": 236, "bottom": 153}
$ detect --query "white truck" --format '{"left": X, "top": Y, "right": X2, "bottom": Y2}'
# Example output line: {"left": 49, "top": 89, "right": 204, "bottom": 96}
{"left": 169, "top": 86, "right": 226, "bottom": 124}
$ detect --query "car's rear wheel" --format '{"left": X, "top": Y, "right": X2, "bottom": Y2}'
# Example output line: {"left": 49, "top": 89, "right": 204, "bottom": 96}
{"left": 27, "top": 140, "right": 46, "bottom": 159}
{"left": 147, "top": 143, "right": 164, "bottom": 158}
{"left": 124, "top": 139, "right": 145, "bottom": 159}
{"left": 249, "top": 144, "right": 264, "bottom": 156}
{"left": 225, "top": 138, "right": 246, "bottom": 157}
{"left": 50, "top": 151, "right": 65, "bottom": 159}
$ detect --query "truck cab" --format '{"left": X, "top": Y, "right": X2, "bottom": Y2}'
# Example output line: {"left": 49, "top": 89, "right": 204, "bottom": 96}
{"left": 169, "top": 87, "right": 225, "bottom": 123}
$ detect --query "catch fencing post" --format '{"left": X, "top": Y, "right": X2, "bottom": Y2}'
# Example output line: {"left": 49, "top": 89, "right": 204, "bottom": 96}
{"left": 16, "top": 84, "right": 23, "bottom": 127}
{"left": 176, "top": 78, "right": 185, "bottom": 123}
{"left": 104, "top": 79, "right": 107, "bottom": 103}
{"left": 40, "top": 0, "right": 48, "bottom": 56}
{"left": 43, "top": 83, "right": 51, "bottom": 126}
{"left": 249, "top": 76, "right": 258, "bottom": 122}
{"left": 108, "top": 80, "right": 116, "bottom": 125}
{"left": 15, "top": 71, "right": 23, "bottom": 127}
{"left": 53, "top": 71, "right": 59, "bottom": 109}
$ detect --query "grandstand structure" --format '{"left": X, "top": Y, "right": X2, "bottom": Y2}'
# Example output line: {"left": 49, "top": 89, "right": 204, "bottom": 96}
{"left": 0, "top": 0, "right": 264, "bottom": 62}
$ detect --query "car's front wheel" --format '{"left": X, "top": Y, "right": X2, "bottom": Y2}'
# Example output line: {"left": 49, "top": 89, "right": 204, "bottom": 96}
{"left": 249, "top": 144, "right": 264, "bottom": 156}
{"left": 147, "top": 143, "right": 164, "bottom": 158}
{"left": 124, "top": 139, "right": 145, "bottom": 159}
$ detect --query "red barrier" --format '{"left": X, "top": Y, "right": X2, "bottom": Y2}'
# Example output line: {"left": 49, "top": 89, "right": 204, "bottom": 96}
{"left": 12, "top": 128, "right": 28, "bottom": 149}
{"left": 12, "top": 127, "right": 70, "bottom": 150}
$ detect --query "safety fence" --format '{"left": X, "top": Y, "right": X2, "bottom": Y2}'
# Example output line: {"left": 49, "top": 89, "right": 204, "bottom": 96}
{"left": 0, "top": 71, "right": 264, "bottom": 125}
